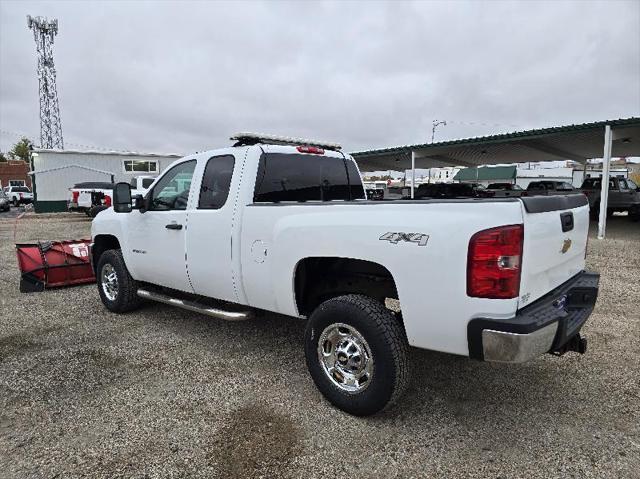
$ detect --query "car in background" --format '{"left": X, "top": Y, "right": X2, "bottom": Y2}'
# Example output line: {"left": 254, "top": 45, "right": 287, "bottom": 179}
{"left": 0, "top": 189, "right": 10, "bottom": 212}
{"left": 409, "top": 182, "right": 483, "bottom": 199}
{"left": 481, "top": 183, "right": 525, "bottom": 198}
{"left": 365, "top": 187, "right": 384, "bottom": 200}
{"left": 3, "top": 185, "right": 33, "bottom": 206}
{"left": 581, "top": 176, "right": 640, "bottom": 221}
{"left": 526, "top": 181, "right": 576, "bottom": 196}
{"left": 385, "top": 186, "right": 408, "bottom": 200}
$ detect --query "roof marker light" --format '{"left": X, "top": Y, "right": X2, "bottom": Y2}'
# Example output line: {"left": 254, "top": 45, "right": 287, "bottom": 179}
{"left": 297, "top": 146, "right": 324, "bottom": 155}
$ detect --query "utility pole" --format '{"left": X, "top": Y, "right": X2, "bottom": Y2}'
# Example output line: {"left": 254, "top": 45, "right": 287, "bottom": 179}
{"left": 431, "top": 120, "right": 446, "bottom": 143}
{"left": 27, "top": 15, "right": 64, "bottom": 149}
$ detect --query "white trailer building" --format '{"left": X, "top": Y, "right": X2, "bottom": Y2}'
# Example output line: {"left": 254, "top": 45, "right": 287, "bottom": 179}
{"left": 30, "top": 149, "right": 181, "bottom": 212}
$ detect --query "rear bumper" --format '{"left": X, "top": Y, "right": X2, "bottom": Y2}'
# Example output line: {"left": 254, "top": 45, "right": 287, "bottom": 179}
{"left": 468, "top": 271, "right": 600, "bottom": 363}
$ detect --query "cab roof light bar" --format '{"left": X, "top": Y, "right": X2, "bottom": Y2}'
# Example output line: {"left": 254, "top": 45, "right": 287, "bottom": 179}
{"left": 230, "top": 132, "right": 342, "bottom": 151}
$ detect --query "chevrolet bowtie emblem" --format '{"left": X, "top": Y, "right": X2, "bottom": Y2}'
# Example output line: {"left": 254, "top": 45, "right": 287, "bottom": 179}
{"left": 561, "top": 239, "right": 572, "bottom": 254}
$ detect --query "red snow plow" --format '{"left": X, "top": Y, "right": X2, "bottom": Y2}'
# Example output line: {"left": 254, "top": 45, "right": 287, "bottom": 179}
{"left": 16, "top": 239, "right": 95, "bottom": 293}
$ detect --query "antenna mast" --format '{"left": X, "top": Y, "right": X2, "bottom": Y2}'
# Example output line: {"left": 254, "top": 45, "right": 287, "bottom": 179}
{"left": 27, "top": 15, "right": 64, "bottom": 149}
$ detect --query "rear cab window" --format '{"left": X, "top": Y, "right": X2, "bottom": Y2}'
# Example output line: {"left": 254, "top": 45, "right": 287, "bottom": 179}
{"left": 254, "top": 151, "right": 365, "bottom": 202}
{"left": 199, "top": 155, "right": 235, "bottom": 209}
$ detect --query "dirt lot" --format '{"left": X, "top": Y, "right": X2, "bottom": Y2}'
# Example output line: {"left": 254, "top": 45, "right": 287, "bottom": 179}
{"left": 0, "top": 213, "right": 638, "bottom": 478}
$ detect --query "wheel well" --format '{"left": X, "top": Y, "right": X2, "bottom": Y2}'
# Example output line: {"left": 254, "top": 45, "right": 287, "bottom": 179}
{"left": 92, "top": 235, "right": 121, "bottom": 272}
{"left": 294, "top": 257, "right": 398, "bottom": 316}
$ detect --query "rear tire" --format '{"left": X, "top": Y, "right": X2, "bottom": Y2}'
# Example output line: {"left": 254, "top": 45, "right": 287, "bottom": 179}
{"left": 96, "top": 249, "right": 143, "bottom": 313}
{"left": 304, "top": 294, "right": 409, "bottom": 416}
{"left": 630, "top": 206, "right": 640, "bottom": 222}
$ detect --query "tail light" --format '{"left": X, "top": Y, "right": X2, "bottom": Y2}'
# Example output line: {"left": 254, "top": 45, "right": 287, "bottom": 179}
{"left": 297, "top": 145, "right": 324, "bottom": 155}
{"left": 19, "top": 193, "right": 24, "bottom": 199}
{"left": 467, "top": 224, "right": 524, "bottom": 299}
{"left": 72, "top": 191, "right": 79, "bottom": 203}
{"left": 104, "top": 195, "right": 112, "bottom": 207}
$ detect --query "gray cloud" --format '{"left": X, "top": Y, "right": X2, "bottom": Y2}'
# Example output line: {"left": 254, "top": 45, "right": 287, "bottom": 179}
{"left": 1, "top": 0, "right": 639, "bottom": 155}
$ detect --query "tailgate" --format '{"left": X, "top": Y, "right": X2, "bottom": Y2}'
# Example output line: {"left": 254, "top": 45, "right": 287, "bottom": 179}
{"left": 518, "top": 194, "right": 589, "bottom": 308}
{"left": 78, "top": 191, "right": 93, "bottom": 208}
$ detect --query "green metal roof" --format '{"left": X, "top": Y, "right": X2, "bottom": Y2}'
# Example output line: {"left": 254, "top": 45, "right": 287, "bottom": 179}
{"left": 454, "top": 165, "right": 516, "bottom": 182}
{"left": 351, "top": 117, "right": 640, "bottom": 173}
{"left": 351, "top": 117, "right": 640, "bottom": 158}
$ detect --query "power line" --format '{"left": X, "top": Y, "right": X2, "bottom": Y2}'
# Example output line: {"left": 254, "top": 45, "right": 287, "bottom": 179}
{"left": 0, "top": 128, "right": 131, "bottom": 153}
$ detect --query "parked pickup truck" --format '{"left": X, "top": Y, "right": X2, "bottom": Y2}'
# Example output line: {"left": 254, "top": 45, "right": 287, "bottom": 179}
{"left": 69, "top": 176, "right": 156, "bottom": 218}
{"left": 581, "top": 176, "right": 640, "bottom": 221}
{"left": 3, "top": 185, "right": 33, "bottom": 206}
{"left": 526, "top": 180, "right": 577, "bottom": 196}
{"left": 91, "top": 133, "right": 600, "bottom": 416}
{"left": 482, "top": 182, "right": 525, "bottom": 198}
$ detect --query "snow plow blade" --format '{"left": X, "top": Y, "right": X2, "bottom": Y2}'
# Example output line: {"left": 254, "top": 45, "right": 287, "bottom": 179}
{"left": 16, "top": 239, "right": 95, "bottom": 293}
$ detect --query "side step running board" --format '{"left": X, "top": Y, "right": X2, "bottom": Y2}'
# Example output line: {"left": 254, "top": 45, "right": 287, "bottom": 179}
{"left": 137, "top": 288, "right": 253, "bottom": 321}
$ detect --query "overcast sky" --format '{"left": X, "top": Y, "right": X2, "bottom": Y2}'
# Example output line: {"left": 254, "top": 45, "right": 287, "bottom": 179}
{"left": 1, "top": 0, "right": 639, "bottom": 156}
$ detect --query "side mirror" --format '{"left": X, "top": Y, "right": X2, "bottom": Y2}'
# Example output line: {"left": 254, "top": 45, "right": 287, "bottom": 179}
{"left": 113, "top": 182, "right": 132, "bottom": 213}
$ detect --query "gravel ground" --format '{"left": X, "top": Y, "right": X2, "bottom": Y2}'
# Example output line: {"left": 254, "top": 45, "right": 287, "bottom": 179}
{"left": 0, "top": 213, "right": 638, "bottom": 478}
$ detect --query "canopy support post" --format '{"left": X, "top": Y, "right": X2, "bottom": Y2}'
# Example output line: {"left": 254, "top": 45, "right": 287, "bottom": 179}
{"left": 411, "top": 150, "right": 416, "bottom": 199}
{"left": 597, "top": 125, "right": 613, "bottom": 240}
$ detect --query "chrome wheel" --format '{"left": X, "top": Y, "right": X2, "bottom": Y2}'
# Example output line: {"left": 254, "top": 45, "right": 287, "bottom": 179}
{"left": 317, "top": 322, "right": 374, "bottom": 393}
{"left": 101, "top": 263, "right": 119, "bottom": 301}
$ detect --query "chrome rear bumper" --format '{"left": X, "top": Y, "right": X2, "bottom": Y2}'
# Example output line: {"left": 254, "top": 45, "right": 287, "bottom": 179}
{"left": 482, "top": 323, "right": 558, "bottom": 363}
{"left": 468, "top": 271, "right": 599, "bottom": 363}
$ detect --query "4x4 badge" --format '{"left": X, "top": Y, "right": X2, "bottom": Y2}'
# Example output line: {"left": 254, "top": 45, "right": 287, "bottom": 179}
{"left": 379, "top": 232, "right": 429, "bottom": 246}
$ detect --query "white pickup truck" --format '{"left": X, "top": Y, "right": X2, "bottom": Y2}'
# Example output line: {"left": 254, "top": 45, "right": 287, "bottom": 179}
{"left": 68, "top": 176, "right": 155, "bottom": 217}
{"left": 91, "top": 133, "right": 599, "bottom": 416}
{"left": 4, "top": 185, "right": 34, "bottom": 206}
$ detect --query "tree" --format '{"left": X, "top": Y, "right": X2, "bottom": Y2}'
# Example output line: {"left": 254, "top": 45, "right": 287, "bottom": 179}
{"left": 9, "top": 137, "right": 34, "bottom": 162}
{"left": 0, "top": 151, "right": 7, "bottom": 162}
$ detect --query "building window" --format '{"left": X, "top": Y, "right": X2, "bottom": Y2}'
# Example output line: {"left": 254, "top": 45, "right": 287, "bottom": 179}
{"left": 9, "top": 180, "right": 26, "bottom": 186}
{"left": 123, "top": 159, "right": 158, "bottom": 173}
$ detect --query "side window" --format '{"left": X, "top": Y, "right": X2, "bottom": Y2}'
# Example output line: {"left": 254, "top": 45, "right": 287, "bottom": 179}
{"left": 149, "top": 160, "right": 196, "bottom": 211}
{"left": 254, "top": 153, "right": 355, "bottom": 202}
{"left": 199, "top": 155, "right": 235, "bottom": 209}
{"left": 618, "top": 179, "right": 629, "bottom": 190}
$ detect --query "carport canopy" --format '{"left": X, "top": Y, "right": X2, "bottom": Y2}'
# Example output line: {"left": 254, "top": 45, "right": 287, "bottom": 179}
{"left": 351, "top": 117, "right": 640, "bottom": 239}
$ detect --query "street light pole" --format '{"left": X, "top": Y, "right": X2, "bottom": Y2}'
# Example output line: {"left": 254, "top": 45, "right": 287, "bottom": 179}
{"left": 432, "top": 120, "right": 447, "bottom": 143}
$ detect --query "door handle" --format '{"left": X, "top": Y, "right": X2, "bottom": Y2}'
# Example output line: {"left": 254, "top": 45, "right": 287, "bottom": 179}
{"left": 165, "top": 223, "right": 183, "bottom": 230}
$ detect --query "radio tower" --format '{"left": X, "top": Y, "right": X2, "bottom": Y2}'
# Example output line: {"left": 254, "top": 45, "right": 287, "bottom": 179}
{"left": 27, "top": 15, "right": 64, "bottom": 149}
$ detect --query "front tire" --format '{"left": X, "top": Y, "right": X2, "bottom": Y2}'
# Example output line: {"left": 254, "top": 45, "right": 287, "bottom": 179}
{"left": 304, "top": 294, "right": 409, "bottom": 416}
{"left": 96, "top": 249, "right": 143, "bottom": 313}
